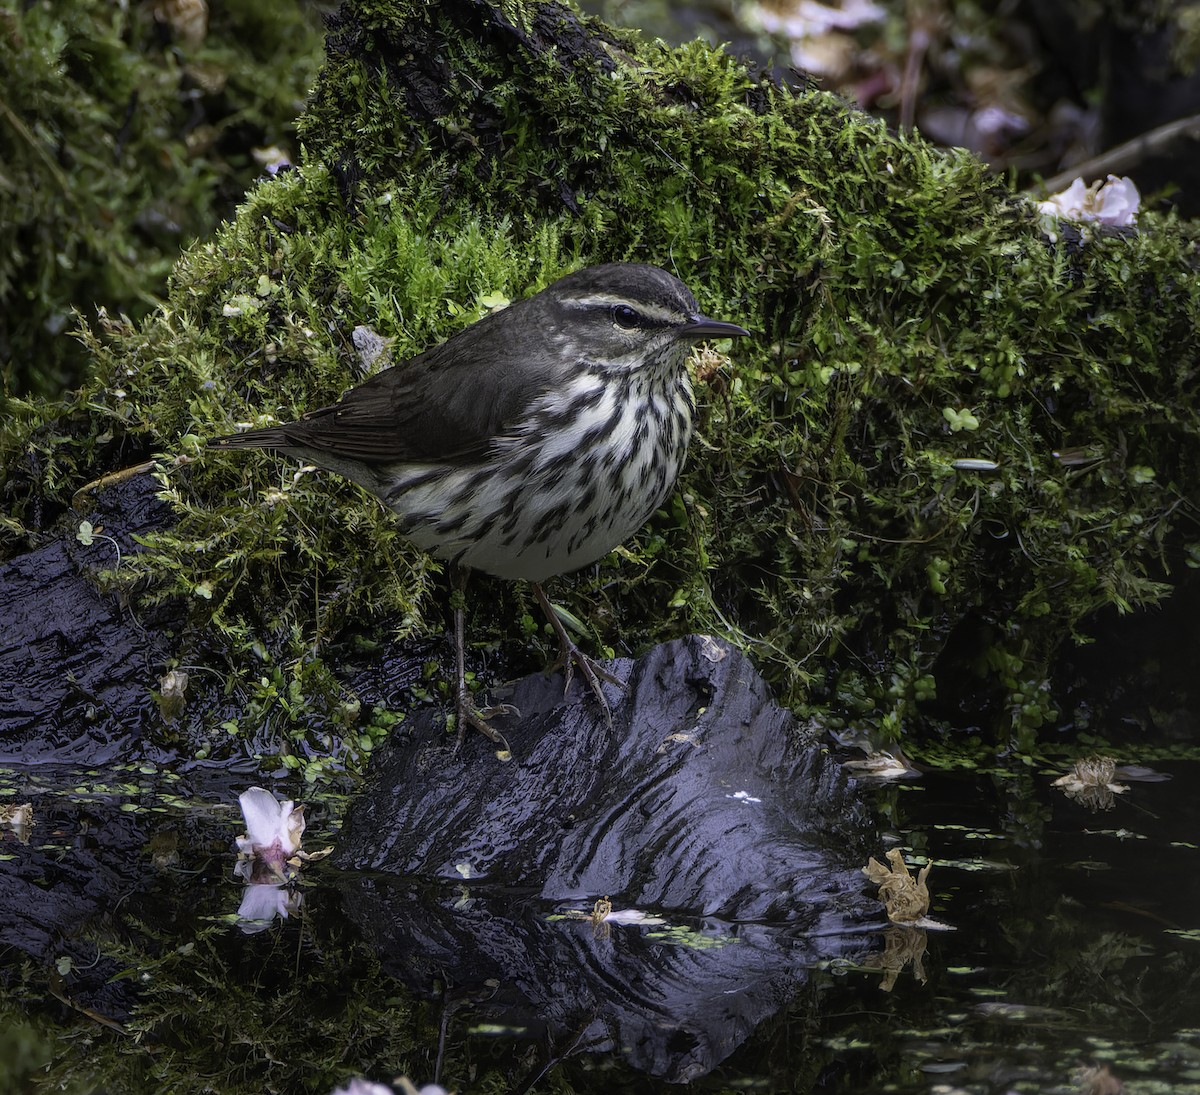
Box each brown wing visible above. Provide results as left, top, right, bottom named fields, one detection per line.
left=225, top=299, right=562, bottom=465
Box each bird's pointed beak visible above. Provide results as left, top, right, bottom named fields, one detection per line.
left=679, top=315, right=752, bottom=341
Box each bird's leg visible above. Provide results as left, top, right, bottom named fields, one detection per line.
left=531, top=582, right=625, bottom=724
left=449, top=565, right=516, bottom=751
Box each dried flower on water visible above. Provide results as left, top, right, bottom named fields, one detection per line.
left=1053, top=756, right=1128, bottom=812
left=863, top=847, right=932, bottom=924
left=1, top=803, right=33, bottom=843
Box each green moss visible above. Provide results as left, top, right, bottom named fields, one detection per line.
left=0, top=0, right=325, bottom=395
left=0, top=917, right=427, bottom=1094
left=5, top=0, right=1200, bottom=766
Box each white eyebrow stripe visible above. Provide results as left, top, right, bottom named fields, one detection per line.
left=563, top=295, right=683, bottom=323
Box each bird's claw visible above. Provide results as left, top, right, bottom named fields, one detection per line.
left=477, top=701, right=520, bottom=720
left=531, top=582, right=625, bottom=726
left=454, top=692, right=517, bottom=754
left=547, top=641, right=625, bottom=727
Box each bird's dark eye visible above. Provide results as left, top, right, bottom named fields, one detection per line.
left=612, top=304, right=641, bottom=329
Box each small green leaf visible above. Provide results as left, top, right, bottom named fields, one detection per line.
left=479, top=291, right=510, bottom=310
left=943, top=406, right=980, bottom=432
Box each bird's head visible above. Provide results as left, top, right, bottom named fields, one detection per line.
left=536, top=263, right=750, bottom=375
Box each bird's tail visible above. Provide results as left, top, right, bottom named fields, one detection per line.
left=208, top=426, right=292, bottom=451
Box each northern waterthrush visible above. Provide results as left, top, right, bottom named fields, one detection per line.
left=210, top=263, right=750, bottom=747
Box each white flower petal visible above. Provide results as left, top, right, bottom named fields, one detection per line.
left=237, top=787, right=306, bottom=856
left=239, top=787, right=286, bottom=846
left=1094, top=174, right=1140, bottom=226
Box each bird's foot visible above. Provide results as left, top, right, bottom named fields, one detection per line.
left=454, top=689, right=518, bottom=754
left=546, top=640, right=625, bottom=725
left=449, top=565, right=517, bottom=755
left=532, top=583, right=625, bottom=726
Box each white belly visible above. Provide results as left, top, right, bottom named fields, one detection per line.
left=381, top=372, right=694, bottom=582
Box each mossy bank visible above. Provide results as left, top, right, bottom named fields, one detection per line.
left=4, top=0, right=1200, bottom=773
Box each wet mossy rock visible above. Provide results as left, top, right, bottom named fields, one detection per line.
left=3, top=0, right=1200, bottom=764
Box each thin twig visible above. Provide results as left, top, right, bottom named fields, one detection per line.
left=1031, top=112, right=1200, bottom=194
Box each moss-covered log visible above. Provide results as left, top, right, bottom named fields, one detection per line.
left=3, top=0, right=1199, bottom=768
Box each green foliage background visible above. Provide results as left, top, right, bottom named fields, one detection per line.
left=0, top=0, right=326, bottom=395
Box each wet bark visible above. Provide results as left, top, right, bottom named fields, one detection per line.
left=0, top=474, right=183, bottom=762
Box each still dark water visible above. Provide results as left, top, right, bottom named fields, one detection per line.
left=2, top=750, right=1198, bottom=1094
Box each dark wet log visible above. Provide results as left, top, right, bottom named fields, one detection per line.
left=339, top=635, right=870, bottom=914
left=0, top=475, right=183, bottom=763
left=337, top=635, right=873, bottom=1081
